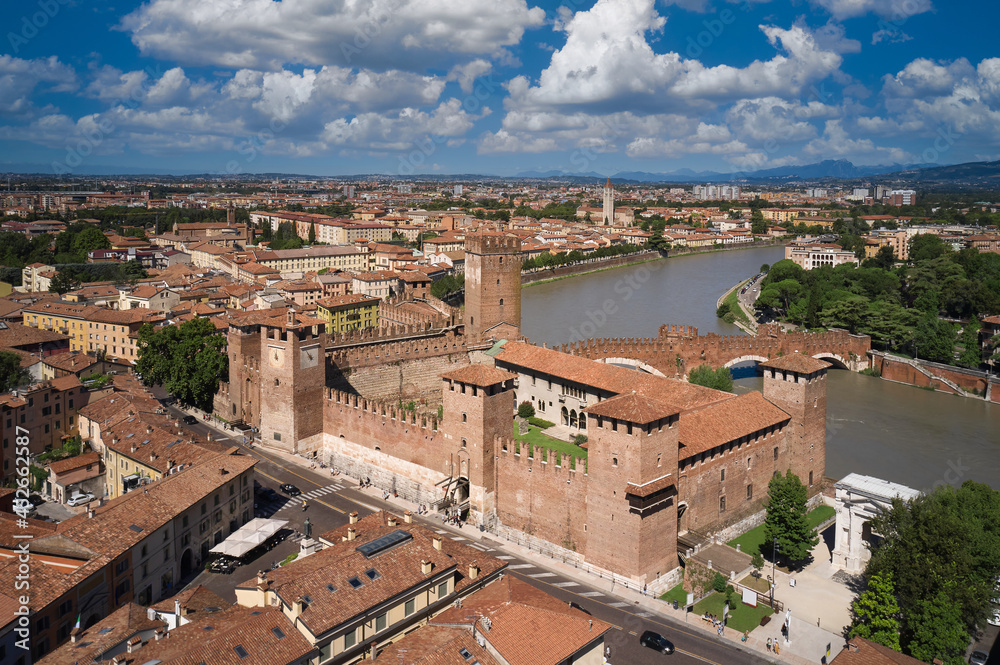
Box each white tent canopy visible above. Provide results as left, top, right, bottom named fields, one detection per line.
left=209, top=518, right=288, bottom=558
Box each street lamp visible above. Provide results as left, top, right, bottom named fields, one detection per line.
left=770, top=541, right=779, bottom=607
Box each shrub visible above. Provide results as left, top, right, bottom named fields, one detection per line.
left=528, top=416, right=555, bottom=429
left=517, top=401, right=536, bottom=419
left=572, top=434, right=588, bottom=447
left=712, top=572, right=727, bottom=593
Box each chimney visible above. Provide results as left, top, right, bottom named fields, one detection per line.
left=126, top=635, right=141, bottom=653
left=347, top=527, right=356, bottom=541
left=421, top=559, right=433, bottom=575
left=432, top=536, right=442, bottom=551
left=112, top=436, right=119, bottom=446
left=174, top=599, right=181, bottom=617
left=146, top=424, right=153, bottom=434
left=87, top=507, right=95, bottom=518
left=219, top=467, right=227, bottom=476
left=70, top=626, right=81, bottom=643
left=256, top=570, right=268, bottom=586
left=293, top=596, right=307, bottom=618
left=468, top=563, right=479, bottom=580
left=131, top=444, right=138, bottom=453
left=349, top=511, right=359, bottom=524
left=404, top=510, right=413, bottom=524
left=98, top=498, right=105, bottom=507
left=387, top=515, right=397, bottom=527
left=154, top=627, right=166, bottom=641
left=589, top=619, right=593, bottom=632
left=150, top=453, right=157, bottom=462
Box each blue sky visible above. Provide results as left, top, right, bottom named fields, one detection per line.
left=1, top=0, right=999, bottom=177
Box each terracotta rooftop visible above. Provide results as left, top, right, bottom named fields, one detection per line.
left=430, top=575, right=612, bottom=665
left=0, top=322, right=68, bottom=348
left=35, top=602, right=165, bottom=665
left=41, top=351, right=99, bottom=373
left=317, top=294, right=381, bottom=309
left=368, top=625, right=502, bottom=665
left=678, top=391, right=790, bottom=458
left=495, top=342, right=732, bottom=412
left=829, top=638, right=926, bottom=665
left=441, top=365, right=518, bottom=387
left=585, top=392, right=680, bottom=424
left=760, top=353, right=831, bottom=374
left=48, top=452, right=101, bottom=475
left=150, top=584, right=229, bottom=617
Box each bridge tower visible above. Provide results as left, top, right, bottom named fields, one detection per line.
left=760, top=354, right=830, bottom=496
left=464, top=232, right=521, bottom=341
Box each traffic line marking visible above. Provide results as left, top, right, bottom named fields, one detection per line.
left=552, top=582, right=579, bottom=587
left=508, top=564, right=534, bottom=569
left=579, top=591, right=604, bottom=597
left=528, top=572, right=556, bottom=578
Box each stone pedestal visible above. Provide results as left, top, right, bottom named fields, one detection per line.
left=299, top=537, right=322, bottom=558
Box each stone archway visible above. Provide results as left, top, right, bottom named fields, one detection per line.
left=597, top=357, right=667, bottom=377
left=812, top=353, right=850, bottom=370
left=561, top=406, right=569, bottom=426
left=832, top=474, right=919, bottom=573
left=722, top=354, right=770, bottom=369
left=180, top=548, right=194, bottom=578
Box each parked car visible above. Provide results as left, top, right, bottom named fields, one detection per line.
left=67, top=493, right=95, bottom=507
left=279, top=484, right=301, bottom=496
left=988, top=611, right=1000, bottom=627
left=27, top=494, right=45, bottom=506
left=969, top=650, right=989, bottom=665
left=182, top=415, right=197, bottom=425
left=257, top=488, right=279, bottom=503
left=639, top=630, right=675, bottom=655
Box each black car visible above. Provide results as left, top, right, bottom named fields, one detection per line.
left=640, top=631, right=675, bottom=654
left=182, top=415, right=197, bottom=425
left=27, top=494, right=45, bottom=506
left=280, top=483, right=301, bottom=496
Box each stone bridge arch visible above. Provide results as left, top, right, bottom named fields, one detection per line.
left=597, top=357, right=667, bottom=377
left=722, top=354, right=770, bottom=369
left=812, top=353, right=850, bottom=370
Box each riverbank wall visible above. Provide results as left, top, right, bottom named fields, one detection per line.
left=869, top=351, right=999, bottom=402
left=521, top=250, right=663, bottom=286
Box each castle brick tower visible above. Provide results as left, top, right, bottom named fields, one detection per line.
left=257, top=310, right=328, bottom=453
left=602, top=177, right=614, bottom=225
left=464, top=232, right=521, bottom=341
left=440, top=365, right=517, bottom=518
left=761, top=354, right=829, bottom=496
left=584, top=393, right=680, bottom=583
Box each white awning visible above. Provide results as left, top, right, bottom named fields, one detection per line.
left=209, top=518, right=288, bottom=558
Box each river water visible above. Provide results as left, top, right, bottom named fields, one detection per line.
left=521, top=246, right=1000, bottom=491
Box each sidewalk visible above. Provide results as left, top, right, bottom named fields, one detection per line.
left=183, top=406, right=841, bottom=664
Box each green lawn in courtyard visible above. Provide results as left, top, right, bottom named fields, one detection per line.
left=512, top=422, right=588, bottom=460
left=693, top=592, right=775, bottom=633
left=727, top=506, right=836, bottom=556
left=661, top=582, right=689, bottom=605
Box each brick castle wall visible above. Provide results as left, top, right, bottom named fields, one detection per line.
left=872, top=354, right=990, bottom=395
left=330, top=352, right=472, bottom=403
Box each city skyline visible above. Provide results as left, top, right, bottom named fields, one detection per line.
left=1, top=0, right=999, bottom=176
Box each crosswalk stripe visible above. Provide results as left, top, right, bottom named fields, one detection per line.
left=508, top=564, right=534, bottom=569
left=529, top=572, right=556, bottom=578
left=435, top=530, right=448, bottom=534
left=469, top=543, right=489, bottom=551
left=579, top=591, right=604, bottom=597
left=552, top=582, right=579, bottom=587
left=496, top=556, right=514, bottom=560
left=609, top=602, right=630, bottom=607
left=450, top=536, right=467, bottom=541
left=638, top=612, right=654, bottom=617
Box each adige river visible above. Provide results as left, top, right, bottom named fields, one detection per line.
left=520, top=246, right=1000, bottom=492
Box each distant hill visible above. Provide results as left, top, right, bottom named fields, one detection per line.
left=880, top=160, right=1000, bottom=185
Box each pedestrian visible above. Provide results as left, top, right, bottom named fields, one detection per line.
left=774, top=643, right=780, bottom=655
left=302, top=500, right=308, bottom=511
left=643, top=584, right=647, bottom=596
left=767, top=638, right=772, bottom=652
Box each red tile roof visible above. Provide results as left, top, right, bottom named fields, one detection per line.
left=829, top=638, right=926, bottom=665
left=760, top=353, right=831, bottom=374
left=585, top=392, right=680, bottom=424
left=441, top=365, right=518, bottom=387
left=678, top=392, right=790, bottom=458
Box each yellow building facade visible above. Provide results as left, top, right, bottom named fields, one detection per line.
left=316, top=294, right=380, bottom=334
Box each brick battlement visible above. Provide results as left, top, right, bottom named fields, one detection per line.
left=325, top=387, right=440, bottom=433
left=495, top=436, right=587, bottom=474
left=329, top=330, right=471, bottom=370
left=558, top=323, right=870, bottom=376
left=465, top=232, right=520, bottom=255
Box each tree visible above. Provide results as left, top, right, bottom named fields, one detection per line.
left=49, top=270, right=81, bottom=295
left=760, top=263, right=770, bottom=274
left=909, top=234, right=949, bottom=262
left=866, top=245, right=896, bottom=270
left=135, top=317, right=228, bottom=410
left=912, top=314, right=956, bottom=363
left=308, top=221, right=316, bottom=244
left=958, top=316, right=982, bottom=367
left=751, top=209, right=767, bottom=235
left=750, top=552, right=765, bottom=579
left=687, top=364, right=734, bottom=392
left=906, top=587, right=970, bottom=665
left=517, top=401, right=535, bottom=419
left=762, top=471, right=819, bottom=566
left=0, top=351, right=29, bottom=392
left=849, top=572, right=902, bottom=651
left=70, top=226, right=112, bottom=260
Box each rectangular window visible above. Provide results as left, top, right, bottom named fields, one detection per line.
left=438, top=581, right=448, bottom=597
left=719, top=496, right=726, bottom=513
left=404, top=598, right=416, bottom=616
left=720, top=468, right=725, bottom=482
left=773, top=447, right=778, bottom=460
left=375, top=613, right=387, bottom=631
left=747, top=484, right=753, bottom=500
left=344, top=628, right=357, bottom=649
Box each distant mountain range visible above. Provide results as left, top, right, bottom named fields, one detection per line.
left=516, top=159, right=939, bottom=183
left=5, top=159, right=1000, bottom=188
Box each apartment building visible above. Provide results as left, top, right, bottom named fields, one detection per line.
left=316, top=294, right=380, bottom=334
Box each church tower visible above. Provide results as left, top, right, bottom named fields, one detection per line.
left=464, top=232, right=521, bottom=341
left=602, top=177, right=614, bottom=225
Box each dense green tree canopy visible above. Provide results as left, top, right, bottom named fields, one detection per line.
left=0, top=351, right=30, bottom=393
left=135, top=317, right=229, bottom=410
left=762, top=470, right=819, bottom=566
left=686, top=364, right=734, bottom=392
left=849, top=572, right=901, bottom=651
